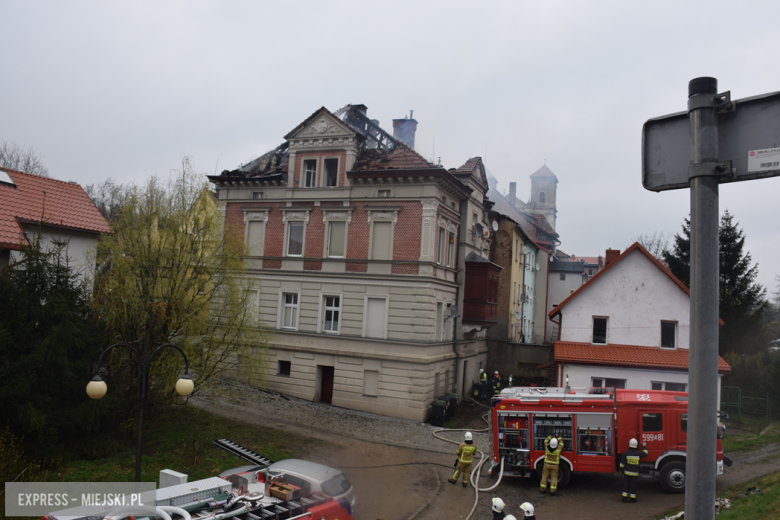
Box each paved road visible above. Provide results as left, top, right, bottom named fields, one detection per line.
left=198, top=398, right=780, bottom=520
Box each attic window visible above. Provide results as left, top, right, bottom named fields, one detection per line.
left=378, top=189, right=390, bottom=198
left=252, top=192, right=263, bottom=200
left=303, top=159, right=317, bottom=188
left=661, top=321, right=677, bottom=349
left=593, top=317, right=608, bottom=344
left=0, top=170, right=16, bottom=186
left=442, top=196, right=447, bottom=205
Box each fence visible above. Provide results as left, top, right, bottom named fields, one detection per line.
left=721, top=386, right=777, bottom=423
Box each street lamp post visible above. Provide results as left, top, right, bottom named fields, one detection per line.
left=86, top=336, right=194, bottom=482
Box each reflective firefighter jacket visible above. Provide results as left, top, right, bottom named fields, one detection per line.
left=480, top=372, right=488, bottom=384
left=620, top=446, right=649, bottom=477
left=492, top=375, right=501, bottom=391
left=543, top=436, right=563, bottom=465
left=456, top=441, right=477, bottom=463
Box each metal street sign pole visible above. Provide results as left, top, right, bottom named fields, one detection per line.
left=644, top=77, right=780, bottom=519
left=685, top=77, right=721, bottom=520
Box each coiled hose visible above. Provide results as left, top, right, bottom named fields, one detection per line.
left=431, top=396, right=505, bottom=520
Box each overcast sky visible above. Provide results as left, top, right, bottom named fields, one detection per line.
left=2, top=1, right=778, bottom=292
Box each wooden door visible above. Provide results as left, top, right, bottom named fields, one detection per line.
left=320, top=366, right=334, bottom=404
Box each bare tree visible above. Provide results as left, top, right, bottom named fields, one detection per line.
left=0, top=140, right=49, bottom=177
left=83, top=178, right=130, bottom=221
left=631, top=231, right=671, bottom=260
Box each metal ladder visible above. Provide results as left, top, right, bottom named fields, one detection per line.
left=212, top=438, right=274, bottom=467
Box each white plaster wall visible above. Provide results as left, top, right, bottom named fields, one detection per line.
left=562, top=363, right=721, bottom=409
left=559, top=250, right=690, bottom=349
left=10, top=226, right=98, bottom=276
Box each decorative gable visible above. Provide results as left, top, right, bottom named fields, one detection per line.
left=285, top=108, right=357, bottom=147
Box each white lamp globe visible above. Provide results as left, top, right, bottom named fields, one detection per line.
left=86, top=376, right=108, bottom=399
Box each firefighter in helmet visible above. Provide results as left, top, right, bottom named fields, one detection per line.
left=491, top=497, right=506, bottom=519
left=491, top=371, right=502, bottom=396
left=620, top=438, right=648, bottom=502
left=539, top=435, right=563, bottom=495
left=519, top=502, right=536, bottom=519
left=479, top=369, right=488, bottom=400
left=449, top=431, right=477, bottom=487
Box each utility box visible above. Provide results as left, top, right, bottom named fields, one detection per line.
left=159, top=469, right=188, bottom=488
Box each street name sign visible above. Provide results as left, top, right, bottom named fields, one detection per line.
left=642, top=91, right=780, bottom=191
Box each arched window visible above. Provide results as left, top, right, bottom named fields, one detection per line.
left=539, top=192, right=546, bottom=203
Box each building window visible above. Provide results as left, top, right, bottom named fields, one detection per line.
left=592, top=377, right=625, bottom=389
left=286, top=221, right=304, bottom=256
left=322, top=295, right=341, bottom=333
left=540, top=192, right=546, bottom=203
left=327, top=221, right=346, bottom=258
left=447, top=232, right=455, bottom=267
left=560, top=273, right=566, bottom=280
left=437, top=228, right=445, bottom=264
left=515, top=239, right=519, bottom=262
left=303, top=159, right=317, bottom=188
left=446, top=304, right=453, bottom=340
left=363, top=370, right=379, bottom=396
left=661, top=321, right=677, bottom=349
left=471, top=213, right=478, bottom=245
left=652, top=382, right=687, bottom=392
left=451, top=202, right=457, bottom=210
left=588, top=268, right=593, bottom=275
left=593, top=317, right=608, bottom=344
left=323, top=158, right=338, bottom=187
left=281, top=292, right=299, bottom=330
left=513, top=281, right=517, bottom=304
left=370, top=221, right=393, bottom=260
left=245, top=220, right=265, bottom=256
left=252, top=192, right=263, bottom=200
left=435, top=302, right=444, bottom=341
left=442, top=196, right=447, bottom=205
left=278, top=360, right=291, bottom=376
left=378, top=189, right=391, bottom=198
left=364, top=297, right=387, bottom=339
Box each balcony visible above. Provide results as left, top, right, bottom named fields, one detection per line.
left=463, top=252, right=502, bottom=325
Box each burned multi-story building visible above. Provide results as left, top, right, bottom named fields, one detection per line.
left=209, top=105, right=500, bottom=421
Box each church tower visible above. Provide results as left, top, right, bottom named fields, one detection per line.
left=528, top=164, right=558, bottom=231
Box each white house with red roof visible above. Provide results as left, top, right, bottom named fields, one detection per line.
left=0, top=167, right=111, bottom=272
left=548, top=243, right=730, bottom=406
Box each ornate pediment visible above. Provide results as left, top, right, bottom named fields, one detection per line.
left=286, top=109, right=356, bottom=141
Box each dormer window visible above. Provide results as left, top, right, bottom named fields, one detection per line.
left=303, top=159, right=317, bottom=188
left=324, top=158, right=338, bottom=187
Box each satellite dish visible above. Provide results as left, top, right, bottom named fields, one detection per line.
left=475, top=223, right=484, bottom=236
left=450, top=305, right=460, bottom=318
left=536, top=263, right=541, bottom=271
left=514, top=307, right=522, bottom=320
left=491, top=220, right=499, bottom=232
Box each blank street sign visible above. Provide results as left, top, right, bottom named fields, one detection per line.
left=642, top=91, right=780, bottom=192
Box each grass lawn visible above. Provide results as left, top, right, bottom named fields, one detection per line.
left=722, top=425, right=780, bottom=453
left=652, top=469, right=780, bottom=520
left=58, top=405, right=324, bottom=483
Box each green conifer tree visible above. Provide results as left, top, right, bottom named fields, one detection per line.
left=663, top=210, right=768, bottom=355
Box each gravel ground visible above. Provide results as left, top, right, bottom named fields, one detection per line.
left=198, top=378, right=491, bottom=455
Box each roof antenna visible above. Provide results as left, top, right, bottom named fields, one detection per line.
left=214, top=158, right=219, bottom=175
left=432, top=137, right=435, bottom=164
left=544, top=154, right=547, bottom=165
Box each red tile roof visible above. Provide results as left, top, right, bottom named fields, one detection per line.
left=555, top=341, right=731, bottom=373
left=0, top=168, right=111, bottom=249
left=531, top=213, right=556, bottom=236
left=452, top=157, right=481, bottom=174
left=352, top=140, right=436, bottom=171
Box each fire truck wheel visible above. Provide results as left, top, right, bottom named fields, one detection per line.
left=659, top=461, right=686, bottom=494
left=536, top=463, right=570, bottom=489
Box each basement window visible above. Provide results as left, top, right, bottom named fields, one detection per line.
left=278, top=360, right=291, bottom=376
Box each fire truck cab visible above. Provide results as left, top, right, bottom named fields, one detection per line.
left=488, top=386, right=727, bottom=494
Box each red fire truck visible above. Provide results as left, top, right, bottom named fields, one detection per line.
left=487, top=386, right=731, bottom=493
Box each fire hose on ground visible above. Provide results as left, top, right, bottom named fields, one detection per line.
left=431, top=395, right=505, bottom=520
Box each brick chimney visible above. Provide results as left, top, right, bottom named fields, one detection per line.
left=392, top=111, right=418, bottom=149
left=509, top=182, right=517, bottom=202
left=605, top=249, right=620, bottom=266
